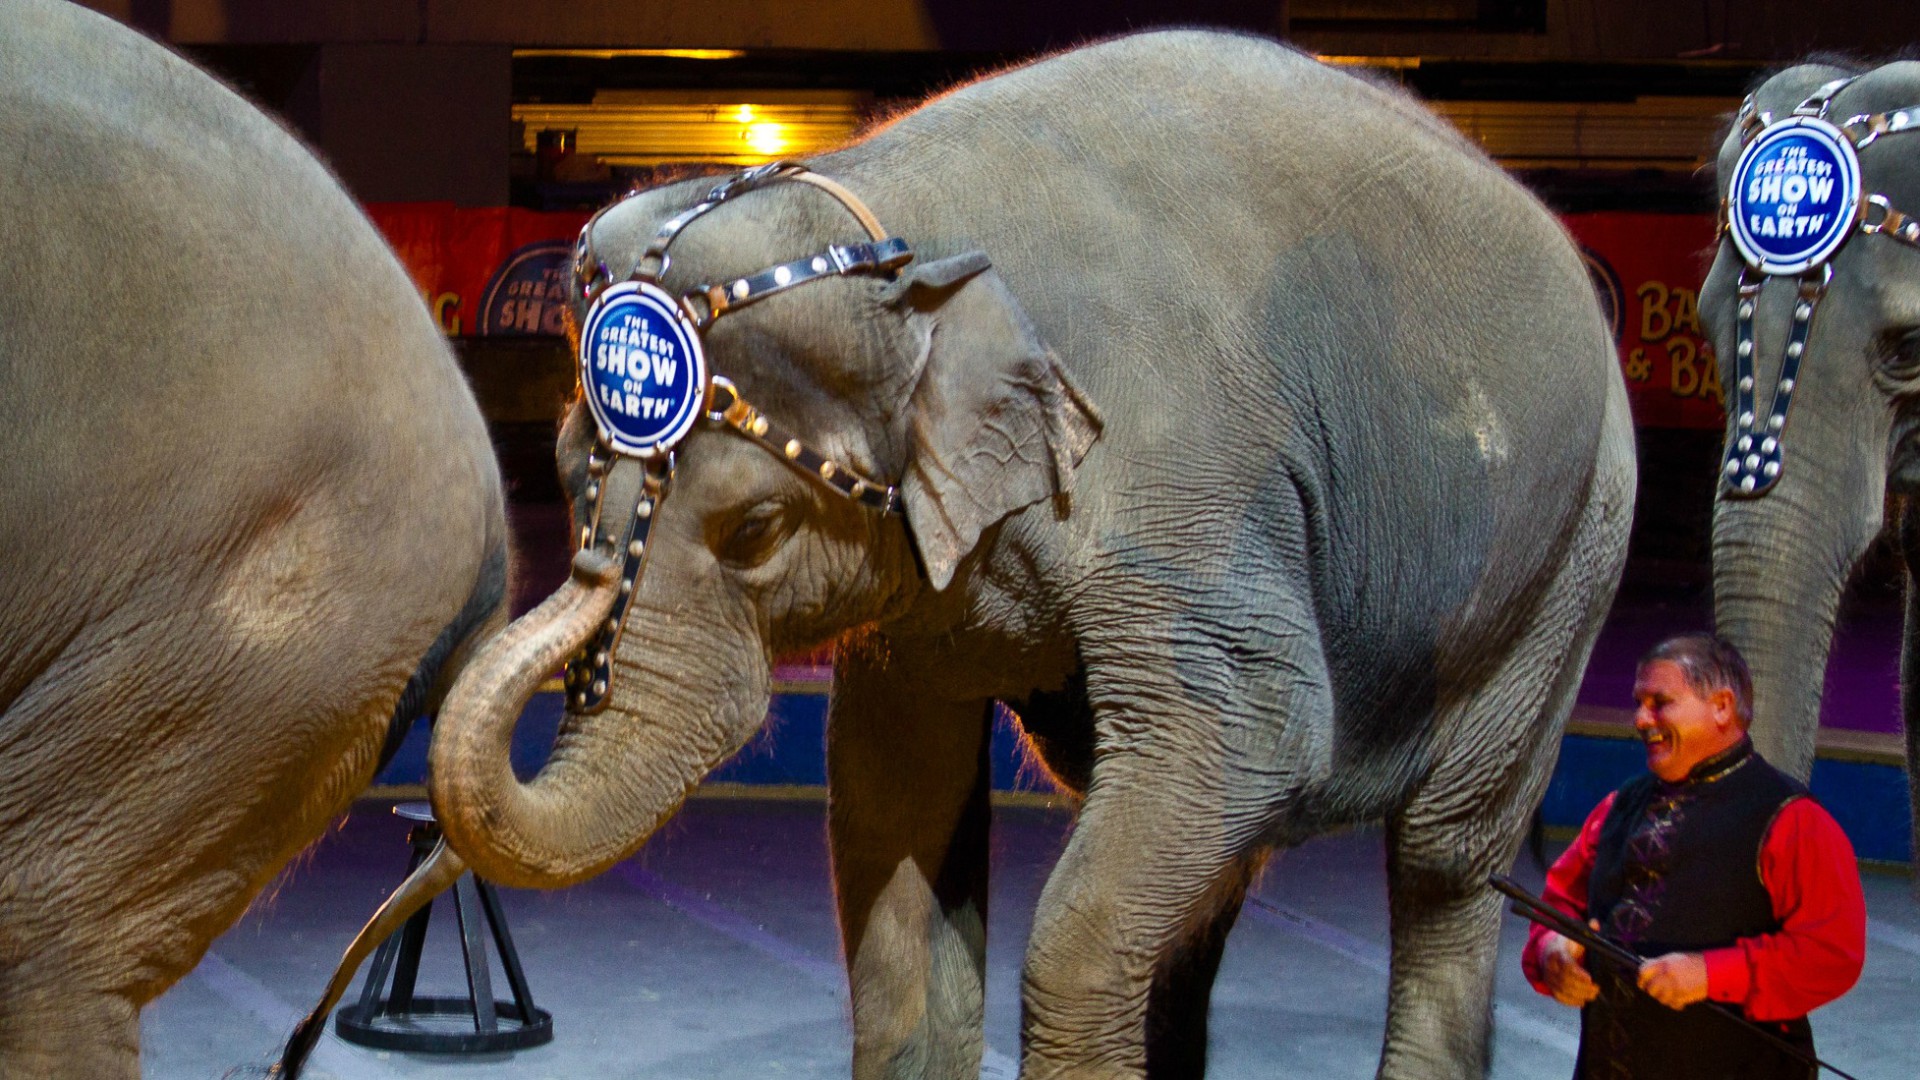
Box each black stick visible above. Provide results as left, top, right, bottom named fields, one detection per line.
left=1489, top=874, right=1862, bottom=1080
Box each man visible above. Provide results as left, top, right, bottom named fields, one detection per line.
left=1521, top=634, right=1866, bottom=1079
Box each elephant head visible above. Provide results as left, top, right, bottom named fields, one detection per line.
left=425, top=165, right=1099, bottom=889
left=1704, top=62, right=1920, bottom=801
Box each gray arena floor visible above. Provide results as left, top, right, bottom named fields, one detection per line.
left=145, top=794, right=1918, bottom=1080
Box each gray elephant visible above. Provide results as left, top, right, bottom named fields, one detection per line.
left=422, top=31, right=1634, bottom=1078
left=0, top=2, right=508, bottom=1076
left=1703, top=59, right=1920, bottom=856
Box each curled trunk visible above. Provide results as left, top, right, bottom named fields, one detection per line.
left=427, top=548, right=621, bottom=887
left=429, top=544, right=774, bottom=891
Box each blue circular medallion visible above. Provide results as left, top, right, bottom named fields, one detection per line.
left=1727, top=116, right=1862, bottom=275
left=577, top=281, right=709, bottom=457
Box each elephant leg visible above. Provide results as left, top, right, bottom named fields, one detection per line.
left=1378, top=818, right=1514, bottom=1080
left=1144, top=859, right=1256, bottom=1079
left=1019, top=760, right=1276, bottom=1080
left=0, top=605, right=436, bottom=1076
left=828, top=649, right=993, bottom=1080
left=1380, top=669, right=1580, bottom=1079
left=0, top=985, right=139, bottom=1080
left=1021, top=635, right=1333, bottom=1080
left=1379, top=561, right=1614, bottom=1077
left=0, top=692, right=390, bottom=1080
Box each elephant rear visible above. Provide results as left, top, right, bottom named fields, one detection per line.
left=0, top=2, right=508, bottom=1074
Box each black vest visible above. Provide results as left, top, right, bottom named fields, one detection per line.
left=1575, top=741, right=1815, bottom=1080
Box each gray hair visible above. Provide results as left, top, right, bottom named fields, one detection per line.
left=1639, top=634, right=1754, bottom=729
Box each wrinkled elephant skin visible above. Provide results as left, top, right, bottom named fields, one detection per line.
left=0, top=3, right=509, bottom=1076
left=432, top=32, right=1635, bottom=1079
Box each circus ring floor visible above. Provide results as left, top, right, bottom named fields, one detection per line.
left=137, top=504, right=1918, bottom=1078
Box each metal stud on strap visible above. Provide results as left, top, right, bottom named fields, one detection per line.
left=690, top=238, right=913, bottom=328
left=1723, top=267, right=1828, bottom=498
left=563, top=452, right=672, bottom=713
left=706, top=377, right=901, bottom=514
left=1843, top=105, right=1920, bottom=151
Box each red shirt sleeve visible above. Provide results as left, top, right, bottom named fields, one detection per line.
left=1522, top=792, right=1614, bottom=995
left=1699, top=797, right=1867, bottom=1021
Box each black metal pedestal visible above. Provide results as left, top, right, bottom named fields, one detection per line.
left=333, top=803, right=553, bottom=1053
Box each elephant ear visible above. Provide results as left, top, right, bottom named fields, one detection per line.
left=885, top=252, right=1102, bottom=591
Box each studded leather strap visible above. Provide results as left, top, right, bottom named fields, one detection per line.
left=688, top=238, right=912, bottom=328
left=562, top=452, right=671, bottom=713
left=1723, top=269, right=1825, bottom=497
left=706, top=377, right=900, bottom=513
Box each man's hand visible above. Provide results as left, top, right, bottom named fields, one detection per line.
left=1539, top=930, right=1598, bottom=1007
left=1638, top=952, right=1709, bottom=1010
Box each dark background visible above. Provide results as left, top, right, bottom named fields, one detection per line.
left=74, top=0, right=1920, bottom=596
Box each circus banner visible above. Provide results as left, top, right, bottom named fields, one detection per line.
left=366, top=202, right=591, bottom=340
left=368, top=203, right=1727, bottom=429
left=1563, top=212, right=1722, bottom=430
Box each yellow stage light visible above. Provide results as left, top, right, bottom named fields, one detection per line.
left=513, top=49, right=748, bottom=61
left=513, top=91, right=869, bottom=168
left=744, top=121, right=788, bottom=156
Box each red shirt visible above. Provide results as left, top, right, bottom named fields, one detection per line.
left=1520, top=791, right=1867, bottom=1021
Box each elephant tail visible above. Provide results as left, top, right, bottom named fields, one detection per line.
left=373, top=538, right=511, bottom=775
left=271, top=840, right=467, bottom=1078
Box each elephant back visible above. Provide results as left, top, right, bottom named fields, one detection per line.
left=822, top=30, right=1626, bottom=646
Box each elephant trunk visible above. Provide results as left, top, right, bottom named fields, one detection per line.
left=1712, top=453, right=1882, bottom=780
left=426, top=548, right=620, bottom=887
left=1899, top=503, right=1920, bottom=892
left=429, top=546, right=773, bottom=891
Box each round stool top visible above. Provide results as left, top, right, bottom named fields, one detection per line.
left=393, top=801, right=438, bottom=823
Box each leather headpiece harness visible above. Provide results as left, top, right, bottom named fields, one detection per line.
left=1719, top=76, right=1920, bottom=497
left=562, top=162, right=914, bottom=712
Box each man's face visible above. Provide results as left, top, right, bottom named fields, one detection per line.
left=1632, top=660, right=1743, bottom=782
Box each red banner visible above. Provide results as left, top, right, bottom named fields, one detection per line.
left=1564, top=212, right=1723, bottom=429
left=368, top=204, right=1728, bottom=429
left=367, top=203, right=591, bottom=340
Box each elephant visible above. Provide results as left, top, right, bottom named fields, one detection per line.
left=1703, top=59, right=1920, bottom=859
left=0, top=2, right=509, bottom=1076
left=420, top=30, right=1635, bottom=1079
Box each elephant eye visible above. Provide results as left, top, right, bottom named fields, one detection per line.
left=1875, top=326, right=1920, bottom=387
left=716, top=499, right=799, bottom=568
